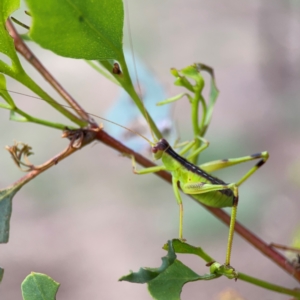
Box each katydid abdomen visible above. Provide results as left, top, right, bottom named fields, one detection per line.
left=183, top=185, right=234, bottom=208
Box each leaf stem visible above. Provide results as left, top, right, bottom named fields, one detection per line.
left=190, top=90, right=200, bottom=164
left=190, top=86, right=207, bottom=164
left=6, top=20, right=95, bottom=127
left=12, top=106, right=73, bottom=130
left=238, top=272, right=300, bottom=298
left=99, top=53, right=162, bottom=140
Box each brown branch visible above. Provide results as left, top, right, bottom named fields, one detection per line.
left=6, top=19, right=96, bottom=126
left=95, top=129, right=300, bottom=283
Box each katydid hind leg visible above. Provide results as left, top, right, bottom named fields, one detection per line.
left=183, top=151, right=269, bottom=267
left=172, top=176, right=184, bottom=240
left=199, top=151, right=269, bottom=186
left=226, top=191, right=238, bottom=266
left=182, top=180, right=239, bottom=266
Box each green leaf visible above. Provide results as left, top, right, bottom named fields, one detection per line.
left=163, top=239, right=214, bottom=263
left=0, top=0, right=24, bottom=74
left=173, top=74, right=194, bottom=92
left=26, top=0, right=124, bottom=60
left=165, top=240, right=238, bottom=279
left=195, top=64, right=219, bottom=127
left=120, top=240, right=219, bottom=300
left=0, top=150, right=35, bottom=243
left=148, top=259, right=216, bottom=300
left=0, top=267, right=4, bottom=282
left=156, top=93, right=188, bottom=106
left=0, top=185, right=22, bottom=243
left=21, top=272, right=60, bottom=300
left=1, top=0, right=19, bottom=20
left=181, top=65, right=205, bottom=91
left=0, top=0, right=20, bottom=59
left=119, top=240, right=177, bottom=283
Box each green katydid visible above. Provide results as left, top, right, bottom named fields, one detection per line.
left=127, top=132, right=269, bottom=270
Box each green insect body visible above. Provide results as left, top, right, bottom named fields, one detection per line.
left=161, top=148, right=234, bottom=208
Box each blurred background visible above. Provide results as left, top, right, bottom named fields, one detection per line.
left=1, top=0, right=300, bottom=299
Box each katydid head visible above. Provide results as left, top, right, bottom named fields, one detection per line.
left=152, top=138, right=170, bottom=160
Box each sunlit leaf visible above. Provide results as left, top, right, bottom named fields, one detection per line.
left=26, top=0, right=124, bottom=60
left=0, top=0, right=23, bottom=74
left=0, top=0, right=19, bottom=58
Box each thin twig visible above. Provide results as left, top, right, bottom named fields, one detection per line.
left=95, top=129, right=300, bottom=283
left=6, top=19, right=96, bottom=126
left=12, top=128, right=98, bottom=187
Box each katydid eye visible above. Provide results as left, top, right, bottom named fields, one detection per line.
left=152, top=146, right=159, bottom=153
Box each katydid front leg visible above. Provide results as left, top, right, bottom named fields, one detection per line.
left=130, top=137, right=209, bottom=241
left=130, top=155, right=185, bottom=239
